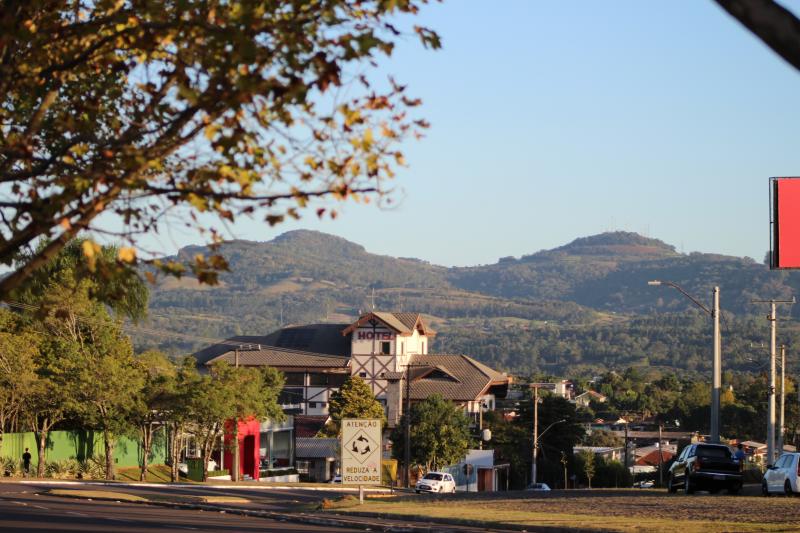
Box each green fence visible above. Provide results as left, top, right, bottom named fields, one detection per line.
left=0, top=429, right=167, bottom=468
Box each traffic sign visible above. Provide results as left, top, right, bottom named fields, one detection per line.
left=341, top=419, right=382, bottom=485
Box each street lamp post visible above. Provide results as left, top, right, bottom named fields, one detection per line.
left=648, top=280, right=721, bottom=443
left=752, top=298, right=794, bottom=465
left=533, top=418, right=566, bottom=485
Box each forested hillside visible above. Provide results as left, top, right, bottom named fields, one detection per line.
left=136, top=230, right=800, bottom=377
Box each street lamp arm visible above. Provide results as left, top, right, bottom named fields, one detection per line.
left=538, top=419, right=567, bottom=442
left=648, top=280, right=711, bottom=316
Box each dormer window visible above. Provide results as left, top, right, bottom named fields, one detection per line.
left=381, top=341, right=391, bottom=355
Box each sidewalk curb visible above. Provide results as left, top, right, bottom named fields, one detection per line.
left=19, top=479, right=391, bottom=493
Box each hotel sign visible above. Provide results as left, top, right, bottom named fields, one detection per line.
left=341, top=418, right=382, bottom=485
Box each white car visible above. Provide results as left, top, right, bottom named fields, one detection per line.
left=762, top=452, right=800, bottom=495
left=415, top=472, right=456, bottom=494
left=525, top=483, right=551, bottom=491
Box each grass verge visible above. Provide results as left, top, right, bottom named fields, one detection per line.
left=327, top=498, right=791, bottom=532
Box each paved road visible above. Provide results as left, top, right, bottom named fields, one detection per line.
left=0, top=484, right=360, bottom=532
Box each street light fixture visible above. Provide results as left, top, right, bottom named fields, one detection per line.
left=648, top=280, right=721, bottom=443
left=532, top=416, right=566, bottom=486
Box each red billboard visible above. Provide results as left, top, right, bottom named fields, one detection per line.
left=771, top=177, right=800, bottom=269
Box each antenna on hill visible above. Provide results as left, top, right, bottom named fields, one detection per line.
left=279, top=296, right=284, bottom=328
left=371, top=287, right=376, bottom=311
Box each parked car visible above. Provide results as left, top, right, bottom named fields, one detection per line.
left=415, top=472, right=456, bottom=493
left=329, top=474, right=342, bottom=484
left=762, top=452, right=800, bottom=496
left=525, top=482, right=551, bottom=492
left=667, top=443, right=743, bottom=495
left=634, top=480, right=655, bottom=489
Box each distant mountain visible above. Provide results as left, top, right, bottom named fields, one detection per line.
left=139, top=230, right=800, bottom=376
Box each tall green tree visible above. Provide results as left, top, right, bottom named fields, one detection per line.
left=390, top=394, right=471, bottom=472
left=131, top=350, right=177, bottom=481
left=325, top=375, right=385, bottom=436
left=0, top=0, right=439, bottom=298
left=188, top=361, right=285, bottom=480
left=0, top=317, right=39, bottom=452
left=579, top=450, right=595, bottom=489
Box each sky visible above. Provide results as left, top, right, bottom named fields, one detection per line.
left=144, top=1, right=800, bottom=267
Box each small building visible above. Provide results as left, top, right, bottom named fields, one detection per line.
left=295, top=438, right=338, bottom=482
left=573, top=446, right=625, bottom=462
left=574, top=390, right=607, bottom=408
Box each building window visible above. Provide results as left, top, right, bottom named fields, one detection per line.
left=309, top=373, right=329, bottom=386
left=296, top=460, right=310, bottom=474
left=284, top=372, right=304, bottom=386
left=359, top=372, right=367, bottom=378
left=401, top=342, right=405, bottom=355
left=279, top=388, right=303, bottom=405
left=328, top=374, right=348, bottom=387
left=381, top=341, right=391, bottom=355
left=309, top=402, right=317, bottom=408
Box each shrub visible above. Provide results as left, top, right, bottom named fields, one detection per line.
left=45, top=459, right=80, bottom=479
left=1, top=457, right=20, bottom=477
left=78, top=456, right=106, bottom=480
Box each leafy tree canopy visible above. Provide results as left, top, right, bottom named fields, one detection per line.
left=390, top=393, right=471, bottom=471
left=0, top=0, right=440, bottom=298
left=325, top=375, right=385, bottom=435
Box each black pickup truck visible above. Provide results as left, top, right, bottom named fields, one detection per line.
left=667, top=443, right=743, bottom=494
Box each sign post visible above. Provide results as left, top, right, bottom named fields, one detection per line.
left=341, top=419, right=382, bottom=502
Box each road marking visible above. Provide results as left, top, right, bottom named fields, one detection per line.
left=11, top=501, right=27, bottom=506
left=30, top=504, right=49, bottom=510
left=173, top=526, right=198, bottom=530
left=67, top=511, right=88, bottom=517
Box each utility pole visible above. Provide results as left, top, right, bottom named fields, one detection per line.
left=711, top=287, right=721, bottom=443
left=753, top=297, right=794, bottom=465
left=532, top=386, right=539, bottom=485
left=479, top=403, right=484, bottom=450
left=658, top=424, right=664, bottom=488
left=624, top=422, right=629, bottom=472
left=233, top=347, right=240, bottom=482
left=648, top=281, right=722, bottom=443
left=404, top=365, right=411, bottom=488
left=779, top=345, right=786, bottom=454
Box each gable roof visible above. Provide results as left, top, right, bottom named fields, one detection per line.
left=207, top=346, right=349, bottom=369
left=191, top=323, right=351, bottom=366
left=405, top=353, right=510, bottom=402
left=341, top=312, right=436, bottom=337
left=576, top=390, right=607, bottom=401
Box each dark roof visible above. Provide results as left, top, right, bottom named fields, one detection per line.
left=295, top=438, right=339, bottom=459
left=207, top=346, right=349, bottom=369
left=191, top=323, right=351, bottom=366
left=406, top=354, right=510, bottom=402
left=294, top=415, right=329, bottom=438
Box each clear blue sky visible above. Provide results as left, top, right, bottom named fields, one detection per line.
left=153, top=1, right=800, bottom=266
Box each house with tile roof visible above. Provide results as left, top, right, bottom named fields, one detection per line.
left=201, top=311, right=510, bottom=422
left=196, top=311, right=510, bottom=480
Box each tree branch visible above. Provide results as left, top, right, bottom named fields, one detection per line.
left=714, top=0, right=800, bottom=71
